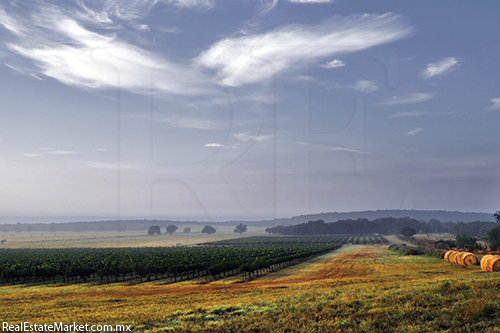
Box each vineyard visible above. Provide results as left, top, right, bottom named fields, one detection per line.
left=0, top=234, right=386, bottom=286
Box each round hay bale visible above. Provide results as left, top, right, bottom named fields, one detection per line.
left=444, top=250, right=454, bottom=261
left=481, top=255, right=500, bottom=272
left=439, top=251, right=447, bottom=259
left=449, top=251, right=460, bottom=264
left=481, top=255, right=493, bottom=271
left=456, top=252, right=466, bottom=265
left=460, top=252, right=478, bottom=266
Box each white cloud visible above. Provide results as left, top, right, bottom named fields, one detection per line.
left=322, top=59, right=345, bottom=68
left=407, top=127, right=423, bottom=136
left=487, top=97, right=500, bottom=112
left=421, top=57, right=459, bottom=79
left=204, top=143, right=239, bottom=148
left=196, top=13, right=413, bottom=87
left=204, top=143, right=225, bottom=148
left=94, top=148, right=107, bottom=151
left=234, top=133, right=273, bottom=142
left=377, top=93, right=434, bottom=106
left=389, top=111, right=456, bottom=118
left=354, top=80, right=378, bottom=93
left=47, top=150, right=79, bottom=155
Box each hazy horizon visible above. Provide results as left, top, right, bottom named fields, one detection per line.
left=1, top=1, right=499, bottom=221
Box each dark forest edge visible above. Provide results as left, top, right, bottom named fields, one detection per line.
left=264, top=217, right=498, bottom=238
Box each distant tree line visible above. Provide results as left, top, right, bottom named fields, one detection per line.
left=265, top=218, right=457, bottom=236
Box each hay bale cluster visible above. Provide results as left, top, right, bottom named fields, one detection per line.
left=443, top=250, right=478, bottom=266
left=480, top=255, right=500, bottom=272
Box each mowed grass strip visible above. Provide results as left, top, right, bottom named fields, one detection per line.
left=2, top=245, right=500, bottom=332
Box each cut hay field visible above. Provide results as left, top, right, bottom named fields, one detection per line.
left=2, top=245, right=500, bottom=332
left=0, top=226, right=262, bottom=248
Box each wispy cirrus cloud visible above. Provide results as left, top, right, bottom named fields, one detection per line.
left=407, top=127, right=423, bottom=136
left=486, top=97, right=500, bottom=112
left=102, top=0, right=214, bottom=21
left=388, top=111, right=457, bottom=118
left=0, top=6, right=25, bottom=35
left=421, top=57, right=459, bottom=79
left=1, top=3, right=211, bottom=96
left=197, top=13, right=413, bottom=87
left=377, top=93, right=434, bottom=106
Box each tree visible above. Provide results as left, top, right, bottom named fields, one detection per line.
left=148, top=225, right=161, bottom=236
left=488, top=226, right=500, bottom=251
left=201, top=225, right=216, bottom=235
left=401, top=227, right=416, bottom=239
left=166, top=225, right=178, bottom=235
left=183, top=227, right=191, bottom=233
left=456, top=235, right=479, bottom=251
left=234, top=223, right=248, bottom=234
left=494, top=211, right=500, bottom=223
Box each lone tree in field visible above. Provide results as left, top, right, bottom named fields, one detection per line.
left=183, top=227, right=191, bottom=233
left=148, top=225, right=161, bottom=236
left=202, top=225, right=216, bottom=235
left=234, top=223, right=248, bottom=234
left=401, top=227, right=416, bottom=239
left=166, top=225, right=178, bottom=235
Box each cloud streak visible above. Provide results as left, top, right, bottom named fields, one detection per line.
left=197, top=13, right=413, bottom=87
left=388, top=111, right=457, bottom=118
left=204, top=143, right=239, bottom=148
left=421, top=57, right=459, bottom=79
left=407, top=127, right=423, bottom=136
left=487, top=97, right=500, bottom=112
left=377, top=93, right=434, bottom=106
left=234, top=133, right=273, bottom=142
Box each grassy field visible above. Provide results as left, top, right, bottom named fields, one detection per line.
left=2, top=244, right=500, bottom=332
left=0, top=226, right=263, bottom=248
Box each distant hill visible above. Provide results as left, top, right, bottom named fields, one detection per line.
left=0, top=210, right=494, bottom=233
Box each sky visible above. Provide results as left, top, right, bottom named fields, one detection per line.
left=0, top=0, right=499, bottom=222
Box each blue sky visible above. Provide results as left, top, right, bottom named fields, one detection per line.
left=0, top=0, right=499, bottom=222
